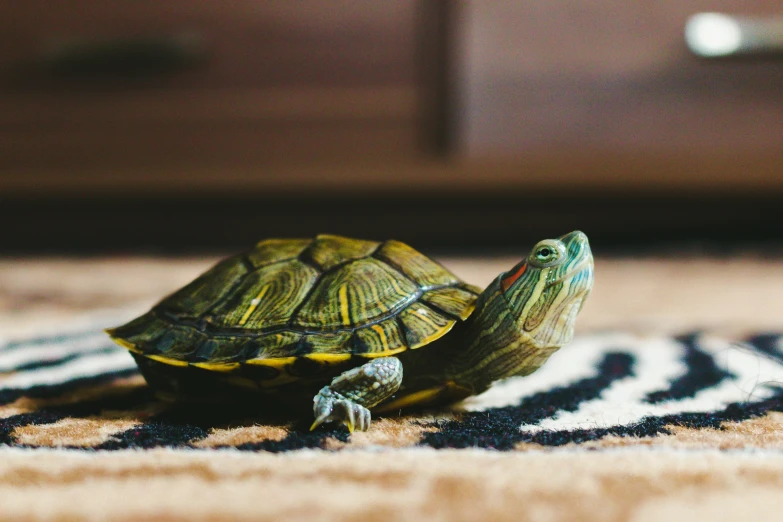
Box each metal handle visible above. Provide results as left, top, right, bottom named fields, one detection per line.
left=685, top=13, right=783, bottom=57
left=38, top=31, right=206, bottom=77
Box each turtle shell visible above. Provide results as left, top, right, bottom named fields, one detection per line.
left=108, top=235, right=481, bottom=385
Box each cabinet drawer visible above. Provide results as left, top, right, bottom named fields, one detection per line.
left=0, top=1, right=417, bottom=89
left=0, top=2, right=421, bottom=171
left=459, top=1, right=783, bottom=156
left=0, top=87, right=418, bottom=169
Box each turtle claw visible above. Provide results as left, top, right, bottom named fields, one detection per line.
left=340, top=402, right=371, bottom=432
left=311, top=388, right=372, bottom=432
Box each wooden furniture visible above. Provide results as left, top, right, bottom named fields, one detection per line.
left=454, top=1, right=783, bottom=190
left=0, top=1, right=781, bottom=252
left=0, top=2, right=424, bottom=181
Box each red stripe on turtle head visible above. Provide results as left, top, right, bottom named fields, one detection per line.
left=501, top=262, right=527, bottom=292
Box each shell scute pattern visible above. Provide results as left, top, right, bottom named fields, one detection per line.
left=243, top=332, right=304, bottom=362
left=375, top=240, right=458, bottom=289
left=293, top=258, right=420, bottom=330
left=398, top=303, right=455, bottom=349
left=302, top=234, right=380, bottom=271
left=193, top=336, right=250, bottom=363
left=299, top=331, right=354, bottom=354
left=157, top=256, right=249, bottom=320
left=422, top=286, right=481, bottom=321
left=205, top=259, right=319, bottom=330
left=108, top=236, right=480, bottom=380
left=354, top=317, right=407, bottom=356
left=247, top=238, right=311, bottom=267
left=153, top=326, right=207, bottom=359
left=107, top=312, right=167, bottom=351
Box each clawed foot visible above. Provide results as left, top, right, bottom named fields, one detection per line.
left=311, top=387, right=372, bottom=432
left=310, top=357, right=403, bottom=432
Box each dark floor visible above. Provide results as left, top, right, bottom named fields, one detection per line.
left=3, top=191, right=781, bottom=256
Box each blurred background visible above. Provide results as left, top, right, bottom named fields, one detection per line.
left=1, top=1, right=782, bottom=255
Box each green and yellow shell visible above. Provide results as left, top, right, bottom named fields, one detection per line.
left=107, top=235, right=481, bottom=388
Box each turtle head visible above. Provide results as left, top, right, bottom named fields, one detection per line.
left=500, top=230, right=594, bottom=348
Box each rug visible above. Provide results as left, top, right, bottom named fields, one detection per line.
left=3, top=324, right=783, bottom=452
left=2, top=257, right=783, bottom=521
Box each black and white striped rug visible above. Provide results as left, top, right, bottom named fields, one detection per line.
left=2, top=315, right=782, bottom=451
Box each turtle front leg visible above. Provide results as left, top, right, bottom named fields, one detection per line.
left=311, top=357, right=403, bottom=432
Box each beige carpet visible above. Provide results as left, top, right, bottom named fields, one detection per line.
left=1, top=255, right=783, bottom=521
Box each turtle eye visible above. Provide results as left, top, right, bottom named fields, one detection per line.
left=536, top=247, right=554, bottom=260
left=528, top=241, right=564, bottom=268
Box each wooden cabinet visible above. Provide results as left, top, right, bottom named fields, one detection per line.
left=0, top=2, right=421, bottom=177
left=0, top=2, right=780, bottom=252
left=2, top=1, right=781, bottom=197
left=453, top=0, right=783, bottom=192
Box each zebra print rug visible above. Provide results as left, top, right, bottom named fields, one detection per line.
left=2, top=314, right=782, bottom=451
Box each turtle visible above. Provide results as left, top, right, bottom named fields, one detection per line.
left=107, top=231, right=594, bottom=432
